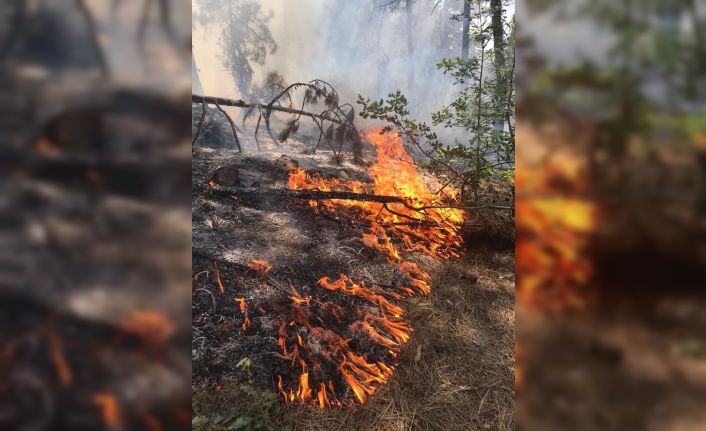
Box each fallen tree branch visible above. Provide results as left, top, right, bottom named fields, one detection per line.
left=209, top=186, right=412, bottom=205
left=213, top=102, right=242, bottom=152
left=204, top=186, right=513, bottom=211
left=194, top=81, right=364, bottom=164
left=192, top=94, right=350, bottom=127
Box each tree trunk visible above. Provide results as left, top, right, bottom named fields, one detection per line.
left=461, top=0, right=471, bottom=60
left=192, top=51, right=204, bottom=95
left=405, top=0, right=415, bottom=91
left=490, top=0, right=505, bottom=132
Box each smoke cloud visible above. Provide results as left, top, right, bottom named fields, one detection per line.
left=193, top=0, right=468, bottom=121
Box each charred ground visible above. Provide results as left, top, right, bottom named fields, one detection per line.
left=191, top=112, right=515, bottom=430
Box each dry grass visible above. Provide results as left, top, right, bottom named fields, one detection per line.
left=277, top=250, right=515, bottom=431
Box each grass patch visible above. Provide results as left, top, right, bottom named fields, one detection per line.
left=192, top=380, right=283, bottom=431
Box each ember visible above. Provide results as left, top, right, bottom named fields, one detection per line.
left=49, top=332, right=73, bottom=387
left=93, top=392, right=122, bottom=429
left=247, top=259, right=273, bottom=277
left=119, top=310, right=176, bottom=347
left=234, top=297, right=250, bottom=331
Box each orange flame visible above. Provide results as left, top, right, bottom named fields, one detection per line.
left=213, top=262, right=225, bottom=293
left=268, top=129, right=467, bottom=407
left=515, top=129, right=597, bottom=312
left=234, top=297, right=250, bottom=331
left=119, top=310, right=175, bottom=346
left=317, top=382, right=330, bottom=408
left=317, top=275, right=405, bottom=318
left=93, top=393, right=122, bottom=428
left=49, top=332, right=72, bottom=386
left=247, top=259, right=272, bottom=277
left=288, top=128, right=464, bottom=262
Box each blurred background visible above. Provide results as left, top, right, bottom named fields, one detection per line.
left=0, top=1, right=191, bottom=430
left=516, top=0, right=706, bottom=430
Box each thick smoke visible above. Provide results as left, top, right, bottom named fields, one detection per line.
left=193, top=0, right=466, bottom=122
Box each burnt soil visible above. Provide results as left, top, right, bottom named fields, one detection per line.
left=191, top=118, right=515, bottom=430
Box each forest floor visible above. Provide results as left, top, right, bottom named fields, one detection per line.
left=516, top=123, right=706, bottom=431
left=518, top=279, right=706, bottom=431
left=191, top=110, right=515, bottom=431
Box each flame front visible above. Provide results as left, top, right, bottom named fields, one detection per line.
left=515, top=128, right=597, bottom=312
left=227, top=130, right=465, bottom=407
left=263, top=128, right=465, bottom=407
left=288, top=128, right=465, bottom=262
left=235, top=297, right=250, bottom=331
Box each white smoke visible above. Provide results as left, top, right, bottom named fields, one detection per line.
left=193, top=0, right=467, bottom=122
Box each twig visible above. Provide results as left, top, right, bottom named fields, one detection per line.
left=192, top=98, right=207, bottom=145
left=213, top=102, right=242, bottom=152
left=194, top=288, right=216, bottom=314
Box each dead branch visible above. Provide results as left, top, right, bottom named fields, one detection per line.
left=192, top=94, right=350, bottom=127
left=192, top=98, right=207, bottom=145
left=193, top=79, right=363, bottom=164
left=208, top=186, right=410, bottom=205
left=204, top=186, right=512, bottom=211
left=213, top=102, right=242, bottom=152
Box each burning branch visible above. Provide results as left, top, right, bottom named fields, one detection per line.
left=206, top=186, right=510, bottom=211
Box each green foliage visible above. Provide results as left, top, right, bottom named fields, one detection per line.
left=521, top=0, right=706, bottom=157
left=192, top=381, right=281, bottom=431
left=358, top=1, right=515, bottom=199
left=192, top=354, right=279, bottom=431
left=236, top=357, right=253, bottom=369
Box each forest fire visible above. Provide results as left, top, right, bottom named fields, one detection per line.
left=270, top=269, right=423, bottom=406
left=223, top=128, right=465, bottom=407
left=515, top=127, right=598, bottom=311
left=288, top=128, right=465, bottom=262
left=204, top=129, right=469, bottom=407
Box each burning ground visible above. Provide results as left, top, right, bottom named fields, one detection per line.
left=515, top=123, right=706, bottom=430
left=192, top=115, right=515, bottom=429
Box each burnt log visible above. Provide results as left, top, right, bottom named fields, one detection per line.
left=204, top=186, right=511, bottom=211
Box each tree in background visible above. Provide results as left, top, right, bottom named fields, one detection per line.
left=522, top=0, right=706, bottom=190
left=376, top=0, right=416, bottom=91
left=359, top=0, right=515, bottom=201
left=194, top=0, right=276, bottom=98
